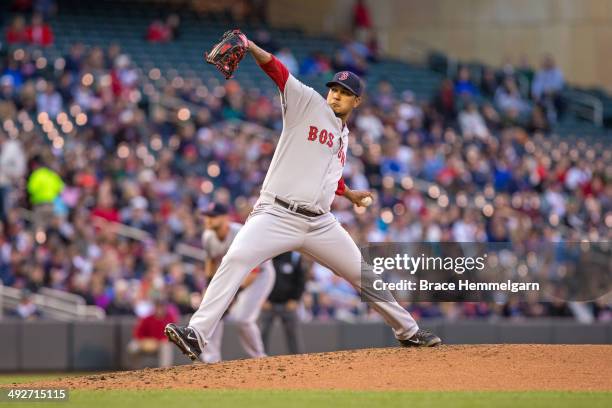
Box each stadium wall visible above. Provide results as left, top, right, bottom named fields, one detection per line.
left=268, top=0, right=612, bottom=91
left=1, top=319, right=610, bottom=371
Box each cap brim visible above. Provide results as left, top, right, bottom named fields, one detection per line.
left=200, top=210, right=227, bottom=217
left=326, top=81, right=359, bottom=96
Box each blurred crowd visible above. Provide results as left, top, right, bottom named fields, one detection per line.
left=0, top=9, right=610, bottom=324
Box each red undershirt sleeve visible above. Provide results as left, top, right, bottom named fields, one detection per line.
left=258, top=56, right=289, bottom=92
left=335, top=177, right=346, bottom=196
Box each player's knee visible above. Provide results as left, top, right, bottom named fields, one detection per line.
left=222, top=249, right=252, bottom=269
left=237, top=320, right=257, bottom=330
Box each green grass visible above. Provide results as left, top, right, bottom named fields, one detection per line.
left=0, top=389, right=609, bottom=408
left=0, top=375, right=609, bottom=408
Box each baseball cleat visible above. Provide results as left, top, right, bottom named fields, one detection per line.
left=164, top=323, right=202, bottom=361
left=398, top=329, right=442, bottom=347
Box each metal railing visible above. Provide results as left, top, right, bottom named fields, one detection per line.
left=18, top=208, right=205, bottom=262
left=0, top=283, right=105, bottom=321
left=563, top=90, right=604, bottom=126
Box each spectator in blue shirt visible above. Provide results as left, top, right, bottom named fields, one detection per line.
left=531, top=55, right=565, bottom=122
left=454, top=66, right=479, bottom=99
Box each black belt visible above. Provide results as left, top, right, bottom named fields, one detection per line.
left=274, top=198, right=323, bottom=217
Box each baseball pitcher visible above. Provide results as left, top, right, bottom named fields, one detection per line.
left=165, top=30, right=441, bottom=361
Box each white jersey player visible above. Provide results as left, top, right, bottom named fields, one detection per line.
left=198, top=202, right=275, bottom=363
left=165, top=32, right=441, bottom=361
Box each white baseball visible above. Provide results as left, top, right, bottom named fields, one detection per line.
left=361, top=196, right=373, bottom=207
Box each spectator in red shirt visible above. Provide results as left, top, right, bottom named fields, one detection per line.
left=26, top=13, right=54, bottom=47
left=353, top=0, right=372, bottom=30
left=353, top=0, right=373, bottom=42
left=6, top=15, right=28, bottom=44
left=91, top=192, right=120, bottom=224
left=434, top=79, right=456, bottom=122
left=128, top=297, right=178, bottom=367
left=146, top=19, right=171, bottom=43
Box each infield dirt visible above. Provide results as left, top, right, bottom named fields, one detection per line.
left=26, top=345, right=612, bottom=391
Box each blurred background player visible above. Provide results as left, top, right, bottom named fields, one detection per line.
left=9, top=289, right=42, bottom=320
left=261, top=252, right=306, bottom=355
left=199, top=202, right=275, bottom=363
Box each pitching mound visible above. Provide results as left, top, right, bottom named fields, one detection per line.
left=28, top=345, right=611, bottom=391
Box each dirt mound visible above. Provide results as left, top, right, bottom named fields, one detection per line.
left=28, top=345, right=612, bottom=391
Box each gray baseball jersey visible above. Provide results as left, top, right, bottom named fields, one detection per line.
left=261, top=74, right=349, bottom=214
left=202, top=222, right=242, bottom=261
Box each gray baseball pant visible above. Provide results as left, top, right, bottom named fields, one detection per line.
left=201, top=262, right=275, bottom=363
left=189, top=197, right=419, bottom=350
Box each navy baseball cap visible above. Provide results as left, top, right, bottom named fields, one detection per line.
left=326, top=71, right=363, bottom=97
left=200, top=202, right=229, bottom=217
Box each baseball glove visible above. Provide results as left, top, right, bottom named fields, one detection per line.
left=204, top=29, right=249, bottom=79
